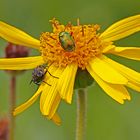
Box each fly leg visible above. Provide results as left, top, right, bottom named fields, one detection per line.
left=47, top=71, right=59, bottom=79
left=42, top=81, right=51, bottom=86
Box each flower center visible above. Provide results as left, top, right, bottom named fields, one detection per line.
left=40, top=19, right=109, bottom=69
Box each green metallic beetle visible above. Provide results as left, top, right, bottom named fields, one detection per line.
left=59, top=32, right=75, bottom=52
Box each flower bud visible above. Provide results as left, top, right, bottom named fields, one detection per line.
left=5, top=43, right=29, bottom=75
left=74, top=68, right=94, bottom=89
left=0, top=117, right=9, bottom=140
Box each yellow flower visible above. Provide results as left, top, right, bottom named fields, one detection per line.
left=0, top=15, right=140, bottom=125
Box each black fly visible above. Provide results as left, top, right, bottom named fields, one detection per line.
left=30, top=64, right=58, bottom=86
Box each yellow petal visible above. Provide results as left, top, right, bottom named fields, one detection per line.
left=0, top=56, right=44, bottom=70
left=87, top=56, right=128, bottom=84
left=57, top=63, right=78, bottom=104
left=48, top=94, right=61, bottom=118
left=51, top=113, right=61, bottom=125
left=40, top=65, right=64, bottom=110
left=0, top=21, right=40, bottom=49
left=13, top=86, right=43, bottom=116
left=127, top=82, right=140, bottom=92
left=86, top=65, right=130, bottom=103
left=102, top=55, right=140, bottom=92
left=102, top=55, right=140, bottom=84
left=40, top=83, right=56, bottom=115
left=102, top=45, right=115, bottom=53
left=41, top=81, right=60, bottom=117
left=107, top=47, right=140, bottom=61
left=100, top=15, right=140, bottom=41
left=40, top=66, right=64, bottom=117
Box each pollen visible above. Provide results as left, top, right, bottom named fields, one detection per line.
left=40, top=19, right=110, bottom=69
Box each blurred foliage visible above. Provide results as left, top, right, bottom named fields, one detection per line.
left=0, top=0, right=140, bottom=140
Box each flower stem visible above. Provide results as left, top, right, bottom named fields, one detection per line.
left=9, top=76, right=16, bottom=140
left=76, top=89, right=87, bottom=140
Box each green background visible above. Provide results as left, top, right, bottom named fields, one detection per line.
left=0, top=0, right=140, bottom=140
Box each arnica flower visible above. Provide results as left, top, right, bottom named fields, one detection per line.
left=0, top=15, right=140, bottom=125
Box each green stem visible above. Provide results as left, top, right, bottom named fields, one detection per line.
left=76, top=89, right=87, bottom=140
left=9, top=76, right=16, bottom=140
